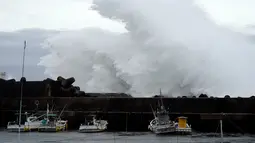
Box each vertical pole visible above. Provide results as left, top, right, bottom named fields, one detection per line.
left=125, top=112, right=128, bottom=143
left=126, top=112, right=128, bottom=133
left=18, top=40, right=26, bottom=134
left=220, top=119, right=223, bottom=142
left=113, top=131, right=116, bottom=143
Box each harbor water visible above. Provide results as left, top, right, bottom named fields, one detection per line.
left=0, top=131, right=255, bottom=143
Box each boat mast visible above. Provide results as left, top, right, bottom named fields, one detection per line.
left=48, top=84, right=51, bottom=97
left=47, top=103, right=49, bottom=120
left=57, top=104, right=67, bottom=121
left=150, top=104, right=156, bottom=118
left=18, top=40, right=26, bottom=134
left=159, top=88, right=165, bottom=110
left=159, top=88, right=164, bottom=108
left=46, top=84, right=51, bottom=119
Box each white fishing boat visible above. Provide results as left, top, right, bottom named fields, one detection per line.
left=7, top=112, right=42, bottom=132
left=38, top=116, right=68, bottom=132
left=38, top=104, right=68, bottom=132
left=79, top=115, right=108, bottom=133
left=174, top=116, right=192, bottom=134
left=7, top=113, right=26, bottom=132
left=148, top=99, right=176, bottom=134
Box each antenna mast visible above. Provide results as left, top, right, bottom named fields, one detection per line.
left=159, top=88, right=164, bottom=108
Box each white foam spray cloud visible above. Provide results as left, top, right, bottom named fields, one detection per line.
left=39, top=0, right=255, bottom=97
left=0, top=72, right=16, bottom=80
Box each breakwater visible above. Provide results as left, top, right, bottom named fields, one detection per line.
left=1, top=77, right=255, bottom=133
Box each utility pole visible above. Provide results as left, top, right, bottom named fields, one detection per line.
left=18, top=40, right=26, bottom=134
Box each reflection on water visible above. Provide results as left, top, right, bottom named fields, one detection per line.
left=0, top=131, right=254, bottom=143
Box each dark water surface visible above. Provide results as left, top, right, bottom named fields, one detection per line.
left=0, top=131, right=255, bottom=143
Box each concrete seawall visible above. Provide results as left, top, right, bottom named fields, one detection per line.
left=1, top=97, right=255, bottom=133
left=1, top=77, right=255, bottom=133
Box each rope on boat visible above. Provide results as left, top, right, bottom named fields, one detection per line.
left=224, top=114, right=245, bottom=134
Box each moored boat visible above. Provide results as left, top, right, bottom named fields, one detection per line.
left=38, top=104, right=68, bottom=132
left=148, top=100, right=176, bottom=134
left=79, top=115, right=108, bottom=133
left=38, top=116, right=68, bottom=132
left=7, top=112, right=42, bottom=132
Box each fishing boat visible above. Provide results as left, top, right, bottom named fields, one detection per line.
left=148, top=100, right=176, bottom=134
left=174, top=116, right=192, bottom=135
left=38, top=104, right=68, bottom=132
left=79, top=115, right=108, bottom=133
left=7, top=112, right=42, bottom=132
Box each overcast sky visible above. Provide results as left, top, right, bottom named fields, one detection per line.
left=1, top=0, right=255, bottom=32
left=1, top=0, right=255, bottom=80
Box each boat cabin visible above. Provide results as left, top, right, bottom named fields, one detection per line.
left=177, top=116, right=188, bottom=128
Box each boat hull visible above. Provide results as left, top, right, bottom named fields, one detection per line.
left=79, top=128, right=106, bottom=133
left=38, top=119, right=67, bottom=132
left=153, top=128, right=176, bottom=134
left=7, top=125, right=27, bottom=132
left=78, top=125, right=107, bottom=133
left=149, top=125, right=176, bottom=134
left=7, top=122, right=42, bottom=132
left=38, top=127, right=57, bottom=132
left=175, top=127, right=192, bottom=135
left=24, top=123, right=41, bottom=131
left=149, top=125, right=192, bottom=135
left=38, top=125, right=66, bottom=132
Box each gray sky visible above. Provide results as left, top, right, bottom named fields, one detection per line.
left=0, top=29, right=58, bottom=80
left=1, top=0, right=255, bottom=32
left=0, top=0, right=255, bottom=81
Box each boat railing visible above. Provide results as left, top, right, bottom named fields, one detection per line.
left=94, top=119, right=107, bottom=124
left=186, top=124, right=191, bottom=128
left=7, top=121, right=17, bottom=126
left=43, top=121, right=55, bottom=127
left=80, top=123, right=94, bottom=126
left=27, top=117, right=40, bottom=122
left=100, top=120, right=108, bottom=125
left=81, top=120, right=93, bottom=126
left=57, top=120, right=67, bottom=126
